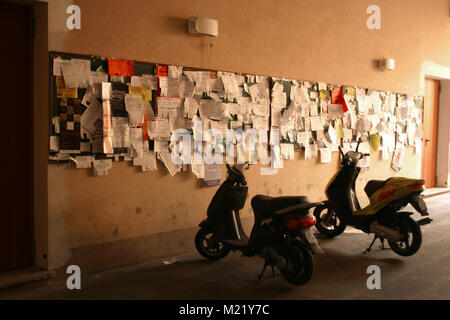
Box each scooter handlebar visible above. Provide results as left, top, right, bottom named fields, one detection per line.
left=338, top=145, right=345, bottom=158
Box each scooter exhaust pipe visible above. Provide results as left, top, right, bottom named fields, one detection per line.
left=369, top=221, right=403, bottom=242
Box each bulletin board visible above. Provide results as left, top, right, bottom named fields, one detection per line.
left=48, top=51, right=424, bottom=179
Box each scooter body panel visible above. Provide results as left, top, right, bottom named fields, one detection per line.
left=325, top=162, right=372, bottom=229
left=354, top=177, right=425, bottom=216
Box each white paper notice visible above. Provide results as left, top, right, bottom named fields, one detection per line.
left=327, top=104, right=345, bottom=118
left=73, top=155, right=94, bottom=169
left=125, top=94, right=143, bottom=112
left=357, top=142, right=370, bottom=168
left=343, top=128, right=353, bottom=143
left=381, top=133, right=396, bottom=153
left=148, top=118, right=171, bottom=139
left=130, top=127, right=144, bottom=158
left=249, top=82, right=269, bottom=105
left=61, top=59, right=90, bottom=88
left=392, top=143, right=406, bottom=171
left=381, top=146, right=390, bottom=160
left=199, top=100, right=226, bottom=121
left=320, top=148, right=332, bottom=163
left=52, top=116, right=61, bottom=134
left=210, top=121, right=228, bottom=137
left=157, top=151, right=180, bottom=176
left=159, top=77, right=180, bottom=97
left=220, top=74, right=240, bottom=99
left=112, top=117, right=130, bottom=149
left=142, top=74, right=158, bottom=90
left=179, top=76, right=195, bottom=98
left=133, top=151, right=157, bottom=171
left=131, top=76, right=144, bottom=87
left=326, top=124, right=337, bottom=144
left=318, top=82, right=327, bottom=91
left=310, top=116, right=324, bottom=131
left=300, top=86, right=311, bottom=104
left=154, top=139, right=169, bottom=153
left=168, top=65, right=183, bottom=79
left=125, top=94, right=145, bottom=126
left=93, top=159, right=113, bottom=176
left=280, top=143, right=295, bottom=160
left=50, top=136, right=60, bottom=152
left=272, top=90, right=286, bottom=109
left=204, top=163, right=222, bottom=185
left=89, top=71, right=108, bottom=85
left=53, top=57, right=70, bottom=76
left=355, top=119, right=371, bottom=133
left=157, top=97, right=180, bottom=118
left=304, top=144, right=318, bottom=160
left=251, top=115, right=269, bottom=131
left=252, top=103, right=270, bottom=117
left=191, top=162, right=205, bottom=179
left=81, top=97, right=102, bottom=136
left=297, top=131, right=310, bottom=146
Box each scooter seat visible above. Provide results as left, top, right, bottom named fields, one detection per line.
left=274, top=201, right=324, bottom=215
left=251, top=195, right=309, bottom=218
left=364, top=180, right=388, bottom=198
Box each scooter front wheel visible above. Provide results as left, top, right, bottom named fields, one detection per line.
left=279, top=244, right=314, bottom=286
left=314, top=204, right=346, bottom=238
left=195, top=228, right=231, bottom=261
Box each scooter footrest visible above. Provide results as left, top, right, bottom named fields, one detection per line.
left=223, top=238, right=249, bottom=248
left=417, top=217, right=433, bottom=226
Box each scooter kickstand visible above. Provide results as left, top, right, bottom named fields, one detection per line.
left=379, top=238, right=386, bottom=250
left=364, top=235, right=380, bottom=254
left=257, top=260, right=269, bottom=282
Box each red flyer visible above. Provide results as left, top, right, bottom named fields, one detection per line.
left=108, top=59, right=134, bottom=77
left=331, top=87, right=348, bottom=112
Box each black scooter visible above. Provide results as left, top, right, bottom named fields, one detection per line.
left=314, top=138, right=432, bottom=256
left=195, top=163, right=324, bottom=285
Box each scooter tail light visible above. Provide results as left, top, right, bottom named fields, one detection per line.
left=286, top=218, right=298, bottom=229
left=298, top=216, right=316, bottom=228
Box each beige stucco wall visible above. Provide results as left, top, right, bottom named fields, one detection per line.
left=42, top=0, right=450, bottom=271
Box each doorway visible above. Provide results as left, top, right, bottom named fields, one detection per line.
left=421, top=78, right=440, bottom=188
left=0, top=2, right=34, bottom=271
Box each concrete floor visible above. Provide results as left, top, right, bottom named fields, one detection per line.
left=1, top=193, right=449, bottom=300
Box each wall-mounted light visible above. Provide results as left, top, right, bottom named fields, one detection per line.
left=188, top=17, right=219, bottom=37
left=378, top=58, right=396, bottom=71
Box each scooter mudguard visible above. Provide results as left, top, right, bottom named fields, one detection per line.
left=353, top=177, right=425, bottom=216
left=297, top=229, right=324, bottom=254
left=397, top=211, right=433, bottom=226
left=199, top=219, right=211, bottom=230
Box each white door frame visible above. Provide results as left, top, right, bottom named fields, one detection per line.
left=420, top=61, right=450, bottom=187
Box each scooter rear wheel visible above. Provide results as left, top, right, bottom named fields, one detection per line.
left=314, top=204, right=346, bottom=238
left=388, top=215, right=422, bottom=256
left=195, top=228, right=231, bottom=261
left=279, top=244, right=314, bottom=286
